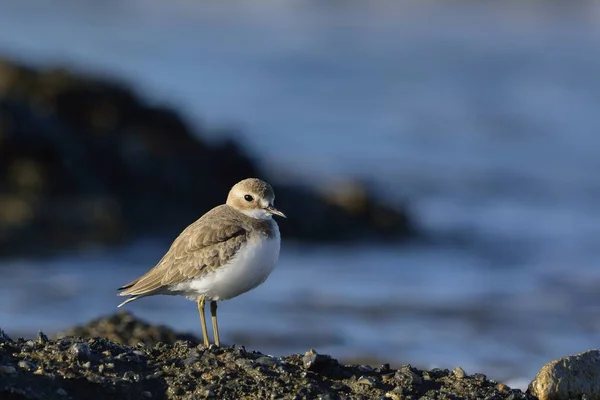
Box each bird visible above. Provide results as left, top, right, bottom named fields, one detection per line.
left=117, top=178, right=286, bottom=347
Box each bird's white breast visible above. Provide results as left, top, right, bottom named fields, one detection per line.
left=173, top=230, right=281, bottom=301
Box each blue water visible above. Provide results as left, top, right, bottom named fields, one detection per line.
left=2, top=0, right=600, bottom=389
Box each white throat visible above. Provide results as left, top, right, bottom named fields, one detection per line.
left=240, top=208, right=273, bottom=220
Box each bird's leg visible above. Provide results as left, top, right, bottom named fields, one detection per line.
left=197, top=296, right=209, bottom=347
left=210, top=300, right=220, bottom=347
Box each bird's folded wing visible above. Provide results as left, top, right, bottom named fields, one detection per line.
left=119, top=216, right=247, bottom=296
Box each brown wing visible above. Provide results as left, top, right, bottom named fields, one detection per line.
left=117, top=205, right=247, bottom=299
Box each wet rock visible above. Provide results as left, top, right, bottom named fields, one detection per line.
left=0, top=57, right=415, bottom=259
left=528, top=349, right=600, bottom=400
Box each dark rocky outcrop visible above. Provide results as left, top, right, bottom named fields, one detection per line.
left=0, top=57, right=415, bottom=258
left=0, top=313, right=532, bottom=400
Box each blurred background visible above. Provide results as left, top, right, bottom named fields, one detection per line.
left=1, top=0, right=600, bottom=389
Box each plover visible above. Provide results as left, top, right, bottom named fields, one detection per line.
left=117, top=178, right=286, bottom=347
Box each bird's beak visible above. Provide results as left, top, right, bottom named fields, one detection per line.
left=266, top=205, right=286, bottom=218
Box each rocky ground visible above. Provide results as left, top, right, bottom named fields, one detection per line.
left=0, top=313, right=537, bottom=400
left=0, top=56, right=415, bottom=258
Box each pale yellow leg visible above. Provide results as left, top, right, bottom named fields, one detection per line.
left=210, top=300, right=220, bottom=347
left=197, top=297, right=209, bottom=347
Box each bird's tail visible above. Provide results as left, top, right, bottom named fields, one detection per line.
left=117, top=295, right=140, bottom=308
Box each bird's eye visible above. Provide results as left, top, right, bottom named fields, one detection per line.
left=244, top=194, right=254, bottom=202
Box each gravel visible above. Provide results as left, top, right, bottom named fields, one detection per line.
left=1, top=313, right=536, bottom=399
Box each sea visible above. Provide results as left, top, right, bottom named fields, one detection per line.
left=1, top=0, right=600, bottom=389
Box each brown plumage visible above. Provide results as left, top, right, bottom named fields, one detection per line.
left=117, top=204, right=278, bottom=305
left=116, top=178, right=286, bottom=347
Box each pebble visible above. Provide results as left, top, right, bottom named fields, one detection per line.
left=235, top=359, right=255, bottom=370
left=17, top=360, right=36, bottom=371
left=318, top=394, right=337, bottom=400
left=56, top=388, right=67, bottom=396
left=302, top=349, right=333, bottom=371
left=453, top=366, right=466, bottom=379
left=255, top=356, right=278, bottom=367
left=357, top=376, right=377, bottom=386
left=394, top=365, right=423, bottom=386
left=123, top=371, right=139, bottom=381
left=378, top=364, right=391, bottom=373
left=70, top=343, right=91, bottom=359
left=37, top=331, right=49, bottom=344
left=472, top=373, right=487, bottom=382
left=141, top=391, right=152, bottom=398
left=184, top=349, right=202, bottom=366
left=133, top=350, right=146, bottom=357
left=330, top=382, right=348, bottom=391
left=358, top=364, right=374, bottom=372
left=0, top=365, right=17, bottom=375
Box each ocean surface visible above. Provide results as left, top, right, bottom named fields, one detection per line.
left=2, top=1, right=600, bottom=389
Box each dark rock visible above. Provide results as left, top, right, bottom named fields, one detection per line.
left=472, top=372, right=487, bottom=382
left=16, top=360, right=36, bottom=372
left=0, top=329, right=11, bottom=343
left=59, top=311, right=200, bottom=347
left=69, top=343, right=91, bottom=359
left=0, top=57, right=416, bottom=259
left=36, top=331, right=48, bottom=344
left=303, top=349, right=334, bottom=371
left=394, top=365, right=424, bottom=386
left=254, top=356, right=279, bottom=367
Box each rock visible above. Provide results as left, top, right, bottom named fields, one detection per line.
left=0, top=313, right=535, bottom=400
left=0, top=329, right=10, bottom=343
left=254, top=355, right=279, bottom=367
left=302, top=349, right=333, bottom=371
left=356, top=375, right=377, bottom=386
left=69, top=343, right=91, bottom=359
left=16, top=360, right=36, bottom=371
left=0, top=365, right=16, bottom=375
left=60, top=311, right=200, bottom=347
left=394, top=364, right=423, bottom=386
left=453, top=366, right=466, bottom=379
left=0, top=57, right=416, bottom=259
left=36, top=331, right=48, bottom=344
left=528, top=349, right=600, bottom=400
left=0, top=336, right=534, bottom=400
